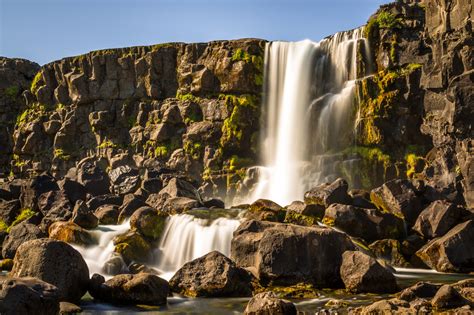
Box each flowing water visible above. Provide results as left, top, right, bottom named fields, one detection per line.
left=250, top=28, right=371, bottom=206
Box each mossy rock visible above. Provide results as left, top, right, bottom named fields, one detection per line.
left=113, top=231, right=152, bottom=264
left=130, top=207, right=168, bottom=240
left=262, top=283, right=319, bottom=299
left=0, top=258, right=13, bottom=271
left=284, top=212, right=318, bottom=227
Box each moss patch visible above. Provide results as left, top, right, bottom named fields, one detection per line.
left=8, top=208, right=36, bottom=232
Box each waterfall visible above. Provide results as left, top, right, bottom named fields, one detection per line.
left=251, top=28, right=371, bottom=206
left=153, top=214, right=241, bottom=280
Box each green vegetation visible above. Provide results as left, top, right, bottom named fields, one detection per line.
left=0, top=220, right=8, bottom=233
left=228, top=155, right=253, bottom=171
left=365, top=10, right=404, bottom=44
left=184, top=141, right=202, bottom=160
left=54, top=148, right=71, bottom=161
left=231, top=48, right=265, bottom=86
left=97, top=139, right=117, bottom=149
left=16, top=103, right=50, bottom=129
left=176, top=93, right=201, bottom=103
left=12, top=154, right=26, bottom=167
left=8, top=208, right=36, bottom=232
left=30, top=71, right=43, bottom=94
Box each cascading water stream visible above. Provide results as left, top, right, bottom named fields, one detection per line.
left=251, top=28, right=371, bottom=206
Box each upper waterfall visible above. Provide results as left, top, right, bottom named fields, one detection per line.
left=251, top=28, right=371, bottom=206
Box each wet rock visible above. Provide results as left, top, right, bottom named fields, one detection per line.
left=130, top=206, right=168, bottom=240
left=113, top=231, right=152, bottom=264
left=2, top=222, right=46, bottom=258
left=0, top=277, right=60, bottom=315
left=10, top=238, right=90, bottom=302
left=48, top=221, right=95, bottom=246
left=431, top=285, right=471, bottom=310
left=416, top=220, right=474, bottom=272
left=231, top=220, right=355, bottom=287
left=370, top=179, right=423, bottom=226
left=109, top=165, right=140, bottom=195
left=162, top=196, right=201, bottom=214
left=245, top=199, right=286, bottom=222
left=102, top=253, right=128, bottom=275
left=59, top=302, right=82, bottom=314
left=71, top=200, right=98, bottom=229
left=413, top=200, right=469, bottom=239
left=369, top=239, right=412, bottom=268
left=95, top=204, right=120, bottom=225
left=203, top=198, right=225, bottom=208
left=323, top=203, right=405, bottom=242
left=58, top=178, right=87, bottom=204
left=399, top=282, right=442, bottom=302
left=169, top=251, right=254, bottom=297
left=89, top=273, right=169, bottom=306
left=244, top=291, right=297, bottom=315
left=304, top=178, right=351, bottom=207
left=340, top=250, right=398, bottom=293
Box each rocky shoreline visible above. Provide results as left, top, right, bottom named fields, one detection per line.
left=0, top=0, right=473, bottom=314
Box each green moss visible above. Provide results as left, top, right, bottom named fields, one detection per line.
left=97, top=140, right=117, bottom=149
left=12, top=154, right=26, bottom=167
left=228, top=155, right=253, bottom=171
left=30, top=71, right=43, bottom=94
left=365, top=10, right=403, bottom=44
left=16, top=103, right=49, bottom=128
left=54, top=148, right=71, bottom=161
left=231, top=48, right=251, bottom=62
left=0, top=220, right=8, bottom=233
left=176, top=93, right=201, bottom=103
left=184, top=141, right=202, bottom=160
left=8, top=208, right=36, bottom=232
left=264, top=283, right=319, bottom=299
left=154, top=146, right=168, bottom=158
left=284, top=212, right=318, bottom=226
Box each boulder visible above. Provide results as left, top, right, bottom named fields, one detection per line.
left=2, top=222, right=46, bottom=258
left=0, top=199, right=21, bottom=225
left=113, top=231, right=152, bottom=264
left=59, top=302, right=82, bottom=314
left=89, top=273, right=169, bottom=306
left=0, top=258, right=13, bottom=271
left=413, top=200, right=469, bottom=239
left=130, top=206, right=168, bottom=240
left=431, top=285, right=471, bottom=310
left=244, top=291, right=297, bottom=315
left=323, top=203, right=405, bottom=242
left=94, top=205, right=120, bottom=225
left=370, top=179, right=423, bottom=226
left=37, top=190, right=72, bottom=218
left=77, top=159, right=110, bottom=196
left=10, top=238, right=90, bottom=302
left=399, top=282, right=442, bottom=302
left=231, top=220, right=355, bottom=287
left=87, top=194, right=123, bottom=212
left=146, top=178, right=201, bottom=210
left=203, top=198, right=225, bottom=208
left=57, top=178, right=87, bottom=204
left=304, top=178, right=351, bottom=207
left=48, top=221, right=95, bottom=246
left=369, top=239, right=412, bottom=268
left=109, top=165, right=140, bottom=195
left=0, top=277, right=60, bottom=315
left=162, top=196, right=201, bottom=214
left=340, top=251, right=398, bottom=293
left=117, top=194, right=147, bottom=222
left=20, top=174, right=59, bottom=209
left=416, top=220, right=474, bottom=272
left=245, top=199, right=286, bottom=222
left=71, top=200, right=98, bottom=229
left=169, top=251, right=254, bottom=297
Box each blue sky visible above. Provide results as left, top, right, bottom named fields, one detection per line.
left=1, top=0, right=389, bottom=65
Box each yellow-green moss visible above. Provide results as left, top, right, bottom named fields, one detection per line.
left=54, top=148, right=71, bottom=161
left=262, top=283, right=319, bottom=299
left=0, top=220, right=8, bottom=233
left=30, top=71, right=43, bottom=94
left=176, top=93, right=201, bottom=103
left=8, top=208, right=36, bottom=232
left=97, top=139, right=117, bottom=149
left=184, top=141, right=202, bottom=160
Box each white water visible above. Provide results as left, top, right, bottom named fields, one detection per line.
left=76, top=214, right=241, bottom=280
left=74, top=220, right=131, bottom=277
left=153, top=214, right=241, bottom=280
left=251, top=29, right=371, bottom=206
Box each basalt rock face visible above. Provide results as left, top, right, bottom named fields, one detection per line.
left=6, top=39, right=265, bottom=201
left=351, top=0, right=473, bottom=209
left=0, top=58, right=40, bottom=177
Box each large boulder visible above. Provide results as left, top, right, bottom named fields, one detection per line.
left=146, top=178, right=201, bottom=210
left=398, top=281, right=442, bottom=302
left=231, top=220, right=355, bottom=287
left=94, top=204, right=120, bottom=225
left=161, top=196, right=201, bottom=214
left=71, top=200, right=98, bottom=229
left=244, top=291, right=297, bottom=315
left=57, top=178, right=87, bottom=204
left=77, top=159, right=110, bottom=196
left=169, top=251, right=254, bottom=297
left=2, top=222, right=45, bottom=258
left=370, top=179, right=423, bottom=226
left=0, top=277, right=60, bottom=315
left=89, top=273, right=169, bottom=306
left=129, top=206, right=168, bottom=240
left=109, top=165, right=140, bottom=195
left=413, top=200, right=469, bottom=239
left=369, top=239, right=412, bottom=268
left=113, top=231, right=152, bottom=264
left=117, top=194, right=147, bottom=222
left=431, top=284, right=471, bottom=310
left=10, top=238, right=90, bottom=302
left=340, top=250, right=398, bottom=293
left=416, top=220, right=474, bottom=272
left=284, top=200, right=325, bottom=226
left=0, top=199, right=21, bottom=225
left=323, top=203, right=405, bottom=242
left=304, top=178, right=351, bottom=207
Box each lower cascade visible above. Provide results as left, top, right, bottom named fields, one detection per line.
left=250, top=28, right=371, bottom=206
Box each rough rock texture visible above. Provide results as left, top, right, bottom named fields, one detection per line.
left=7, top=39, right=265, bottom=201
left=2, top=222, right=46, bottom=258
left=416, top=220, right=474, bottom=272
left=304, top=178, right=351, bottom=207
left=0, top=58, right=40, bottom=176
left=0, top=277, right=60, bottom=315
left=129, top=206, right=168, bottom=240
left=244, top=291, right=297, bottom=315
left=48, top=221, right=95, bottom=245
left=231, top=220, right=355, bottom=287
left=10, top=238, right=90, bottom=302
left=89, top=273, right=169, bottom=306
left=340, top=250, right=398, bottom=293
left=169, top=251, right=254, bottom=297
